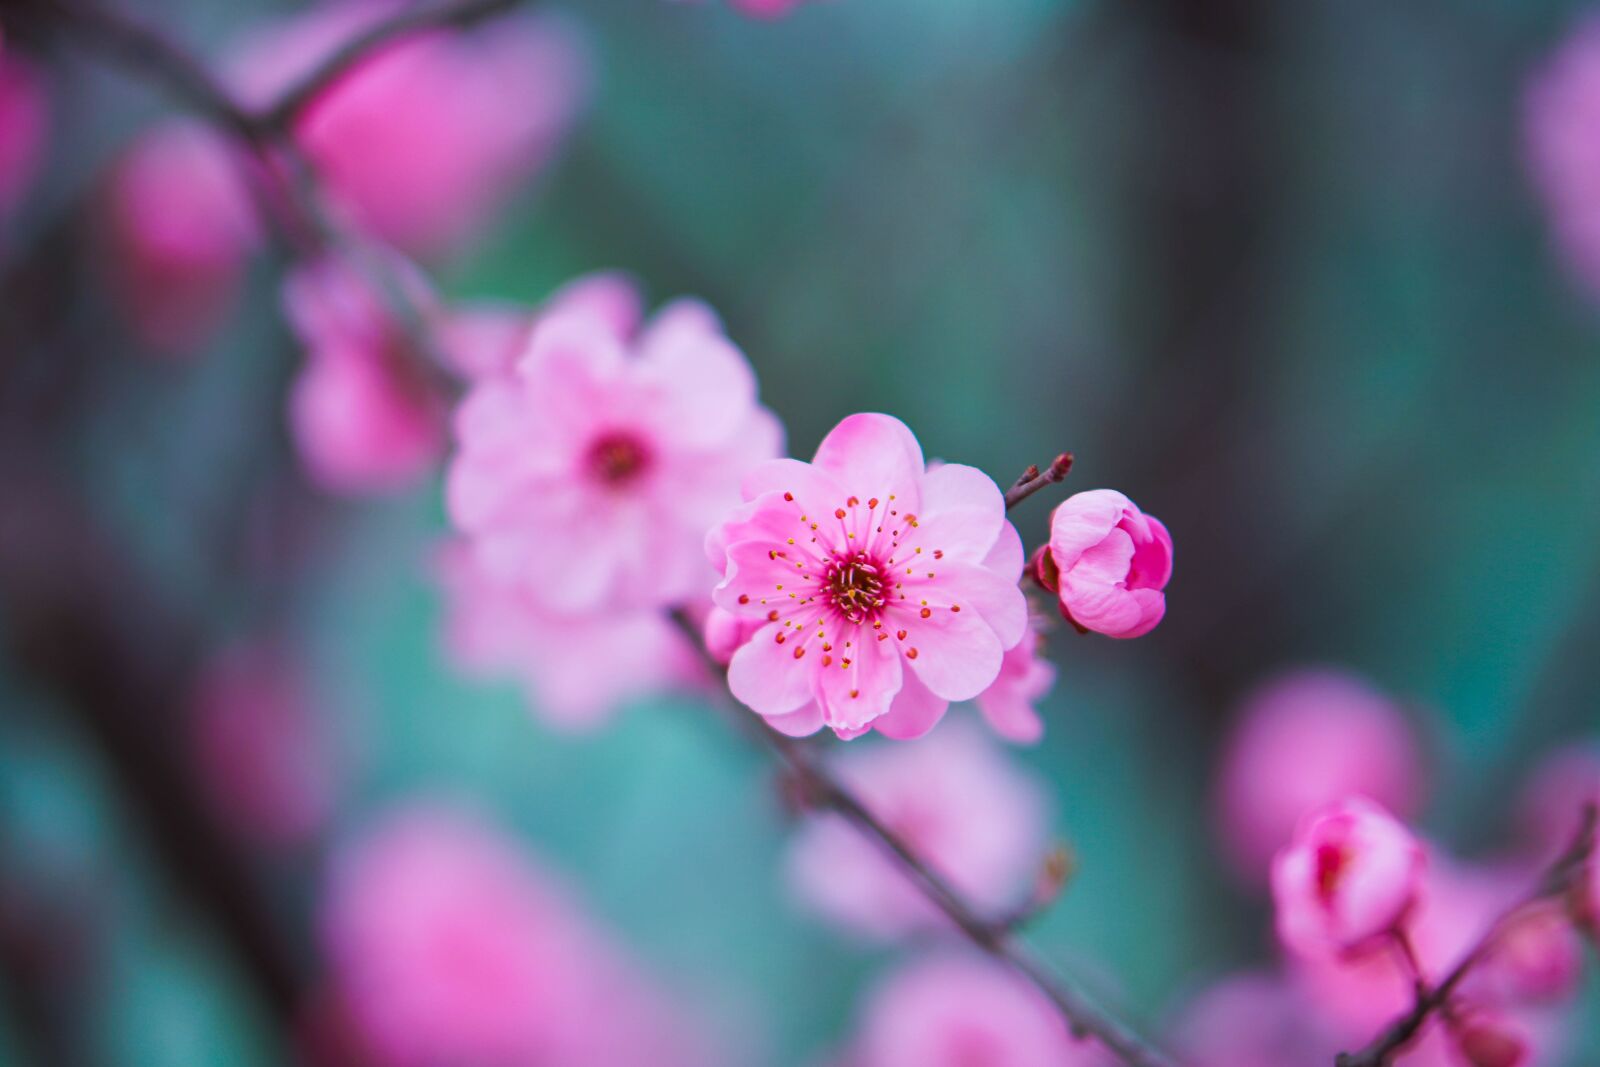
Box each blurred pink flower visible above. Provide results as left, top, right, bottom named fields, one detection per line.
left=232, top=2, right=590, bottom=260
left=728, top=0, right=809, bottom=18
left=437, top=540, right=702, bottom=730
left=1045, top=489, right=1171, bottom=639
left=282, top=252, right=445, bottom=493
left=707, top=413, right=1027, bottom=740
left=0, top=40, right=46, bottom=219
left=442, top=271, right=644, bottom=382
left=1214, top=668, right=1422, bottom=886
left=1482, top=902, right=1585, bottom=1006
left=447, top=285, right=782, bottom=612
left=189, top=643, right=333, bottom=846
left=321, top=802, right=715, bottom=1067
left=1169, top=970, right=1339, bottom=1067
left=101, top=120, right=261, bottom=354
left=1526, top=15, right=1600, bottom=298
left=1272, top=796, right=1425, bottom=960
left=787, top=722, right=1047, bottom=940
left=1515, top=743, right=1600, bottom=863
left=842, top=953, right=1104, bottom=1067
left=975, top=615, right=1056, bottom=744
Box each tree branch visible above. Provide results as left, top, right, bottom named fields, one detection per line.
left=671, top=610, right=1175, bottom=1067
left=1005, top=452, right=1074, bottom=510
left=1336, top=804, right=1598, bottom=1067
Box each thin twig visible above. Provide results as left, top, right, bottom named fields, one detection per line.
left=1006, top=452, right=1074, bottom=510
left=671, top=609, right=1176, bottom=1067
left=1336, top=804, right=1598, bottom=1067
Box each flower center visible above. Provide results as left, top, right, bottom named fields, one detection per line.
left=586, top=432, right=652, bottom=486
left=825, top=551, right=885, bottom=624
left=1314, top=842, right=1349, bottom=903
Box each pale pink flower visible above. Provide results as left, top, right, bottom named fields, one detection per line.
left=189, top=643, right=333, bottom=846
left=1214, top=668, right=1422, bottom=885
left=729, top=0, right=808, bottom=18
left=787, top=722, right=1047, bottom=940
left=448, top=288, right=782, bottom=612
left=101, top=120, right=261, bottom=354
left=0, top=41, right=46, bottom=219
left=232, top=2, right=590, bottom=260
left=442, top=271, right=643, bottom=382
left=843, top=953, right=1105, bottom=1067
left=975, top=616, right=1056, bottom=744
left=437, top=540, right=702, bottom=730
left=282, top=252, right=445, bottom=493
left=1272, top=796, right=1425, bottom=960
left=1045, top=489, right=1171, bottom=639
left=707, top=413, right=1027, bottom=740
left=1525, top=15, right=1600, bottom=298
left=321, top=802, right=714, bottom=1067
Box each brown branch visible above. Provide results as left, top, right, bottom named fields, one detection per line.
left=1005, top=452, right=1074, bottom=510
left=1336, top=804, right=1598, bottom=1067
left=670, top=609, right=1176, bottom=1067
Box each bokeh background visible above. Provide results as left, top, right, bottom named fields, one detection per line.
left=2, top=0, right=1599, bottom=1063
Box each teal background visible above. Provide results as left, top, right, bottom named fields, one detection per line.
left=3, top=0, right=1600, bottom=1063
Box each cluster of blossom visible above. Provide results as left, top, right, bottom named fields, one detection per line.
left=1170, top=668, right=1600, bottom=1067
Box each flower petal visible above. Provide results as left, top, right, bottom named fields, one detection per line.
left=1048, top=489, right=1133, bottom=571
left=912, top=462, right=1007, bottom=563
left=888, top=605, right=1003, bottom=702
left=871, top=669, right=950, bottom=740
left=811, top=413, right=924, bottom=510
left=815, top=623, right=902, bottom=734
left=728, top=621, right=817, bottom=716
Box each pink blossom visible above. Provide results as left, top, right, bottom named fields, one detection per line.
left=282, top=252, right=445, bottom=493
left=321, top=802, right=715, bottom=1067
left=232, top=2, right=589, bottom=260
left=189, top=643, right=333, bottom=846
left=975, top=616, right=1056, bottom=744
left=0, top=41, right=46, bottom=219
left=1045, top=489, right=1171, bottom=639
left=1482, top=902, right=1585, bottom=1005
left=707, top=413, right=1027, bottom=740
left=842, top=953, right=1105, bottom=1067
left=447, top=287, right=782, bottom=613
left=1214, top=668, right=1422, bottom=885
left=787, top=722, right=1047, bottom=940
left=1525, top=15, right=1600, bottom=298
left=442, top=271, right=643, bottom=382
left=101, top=121, right=261, bottom=354
left=1271, top=796, right=1425, bottom=960
left=436, top=540, right=702, bottom=730
left=1169, top=971, right=1339, bottom=1067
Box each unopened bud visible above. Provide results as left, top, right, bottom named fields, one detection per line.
left=1456, top=1022, right=1527, bottom=1067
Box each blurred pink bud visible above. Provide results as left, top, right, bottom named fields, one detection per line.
left=1272, top=796, right=1425, bottom=960
left=707, top=413, right=1027, bottom=740
left=1484, top=903, right=1585, bottom=1005
left=321, top=802, right=716, bottom=1067
left=787, top=723, right=1047, bottom=940
left=1515, top=743, right=1600, bottom=863
left=1525, top=15, right=1600, bottom=299
left=232, top=3, right=590, bottom=260
left=189, top=643, right=333, bottom=846
left=1046, top=489, right=1171, bottom=639
left=101, top=121, right=260, bottom=354
left=448, top=283, right=782, bottom=612
left=843, top=953, right=1105, bottom=1067
left=0, top=42, right=46, bottom=219
left=282, top=252, right=445, bottom=493
left=1214, top=668, right=1422, bottom=886
left=1455, top=1016, right=1530, bottom=1067
left=1169, top=971, right=1336, bottom=1067
left=1028, top=543, right=1060, bottom=593
left=728, top=0, right=809, bottom=18
left=975, top=617, right=1056, bottom=744
left=436, top=540, right=702, bottom=730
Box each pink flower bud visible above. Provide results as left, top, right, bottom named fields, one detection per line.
left=1027, top=543, right=1059, bottom=593
left=1046, top=490, right=1171, bottom=639
left=101, top=121, right=260, bottom=354
left=1271, top=796, right=1425, bottom=960
left=1214, top=669, right=1421, bottom=886
left=1455, top=1018, right=1529, bottom=1067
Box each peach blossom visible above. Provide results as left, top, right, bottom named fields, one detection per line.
left=1046, top=489, right=1171, bottom=639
